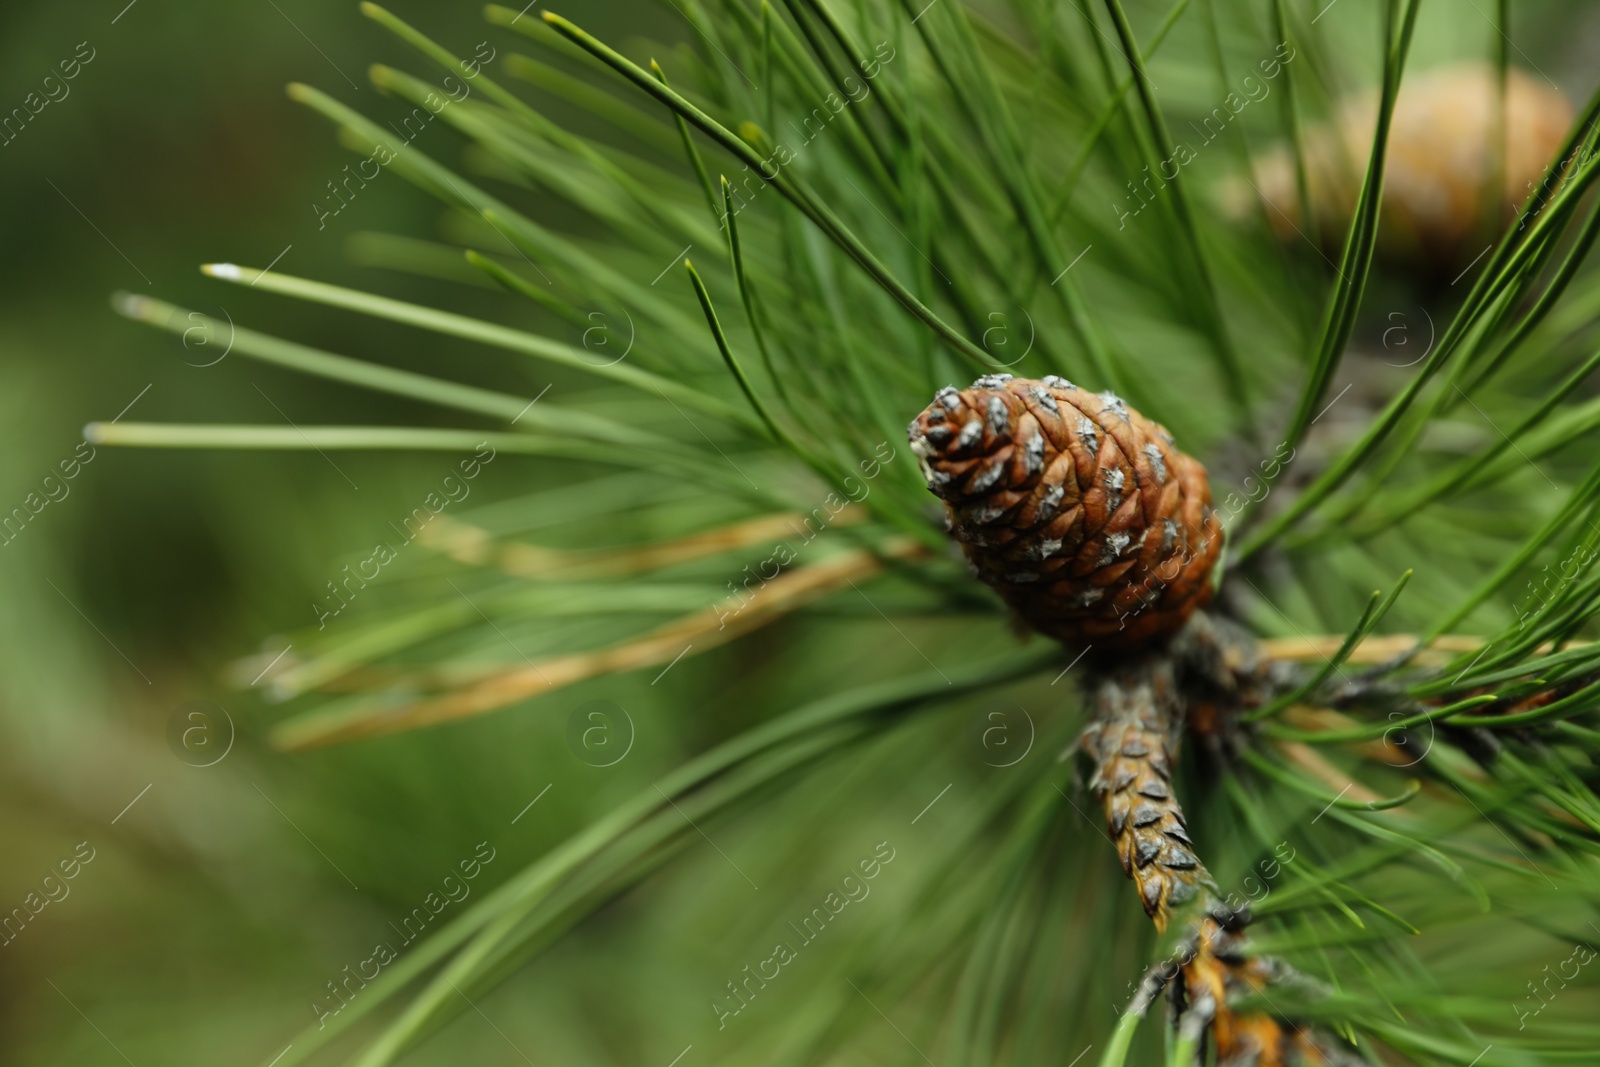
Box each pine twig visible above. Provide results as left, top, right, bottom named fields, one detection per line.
left=1080, top=613, right=1372, bottom=1066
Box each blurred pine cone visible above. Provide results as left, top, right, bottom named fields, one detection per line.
left=1237, top=63, right=1572, bottom=269
left=908, top=374, right=1221, bottom=649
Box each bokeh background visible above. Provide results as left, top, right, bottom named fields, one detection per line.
left=6, top=2, right=1600, bottom=1065
left=0, top=3, right=726, bottom=1063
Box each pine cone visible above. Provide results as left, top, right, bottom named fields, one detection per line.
left=1234, top=63, right=1572, bottom=269
left=907, top=374, right=1222, bottom=649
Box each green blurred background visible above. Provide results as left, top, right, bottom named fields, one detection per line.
left=0, top=2, right=732, bottom=1063
left=8, top=2, right=1600, bottom=1064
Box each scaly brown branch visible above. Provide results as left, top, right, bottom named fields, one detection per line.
left=1079, top=612, right=1372, bottom=1066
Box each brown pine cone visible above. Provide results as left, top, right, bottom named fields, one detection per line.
left=907, top=374, right=1222, bottom=649
left=1234, top=63, right=1572, bottom=270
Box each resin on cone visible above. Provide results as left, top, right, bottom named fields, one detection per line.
left=1236, top=63, right=1572, bottom=268
left=908, top=374, right=1221, bottom=649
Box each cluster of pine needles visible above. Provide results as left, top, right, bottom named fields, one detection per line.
left=88, top=0, right=1600, bottom=1062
